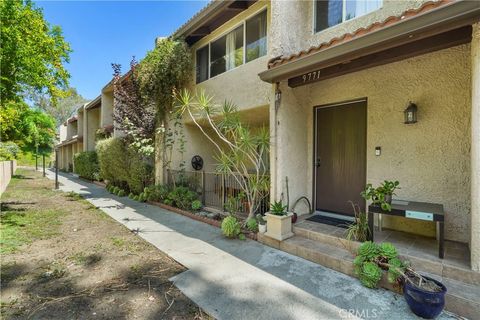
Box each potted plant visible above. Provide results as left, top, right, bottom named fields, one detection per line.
left=264, top=201, right=294, bottom=241
left=361, top=180, right=400, bottom=211
left=353, top=241, right=447, bottom=319
left=256, top=214, right=267, bottom=233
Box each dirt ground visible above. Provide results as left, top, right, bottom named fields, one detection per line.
left=1, top=168, right=211, bottom=319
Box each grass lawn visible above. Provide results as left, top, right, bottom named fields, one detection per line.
left=1, top=168, right=211, bottom=319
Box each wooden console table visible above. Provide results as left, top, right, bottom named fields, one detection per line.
left=368, top=200, right=445, bottom=259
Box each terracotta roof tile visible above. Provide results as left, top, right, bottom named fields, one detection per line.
left=268, top=0, right=453, bottom=69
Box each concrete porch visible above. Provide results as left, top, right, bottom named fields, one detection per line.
left=258, top=218, right=480, bottom=319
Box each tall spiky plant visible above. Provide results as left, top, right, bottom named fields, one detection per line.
left=175, top=89, right=269, bottom=219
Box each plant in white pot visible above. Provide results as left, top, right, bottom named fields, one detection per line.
left=265, top=201, right=294, bottom=241
left=256, top=214, right=267, bottom=233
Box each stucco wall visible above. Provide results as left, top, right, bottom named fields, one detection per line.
left=77, top=111, right=84, bottom=137
left=274, top=45, right=471, bottom=243
left=85, top=108, right=100, bottom=152
left=59, top=124, right=67, bottom=142
left=269, top=0, right=430, bottom=59
left=101, top=91, right=113, bottom=128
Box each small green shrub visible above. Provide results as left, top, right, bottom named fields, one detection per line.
left=96, top=137, right=153, bottom=194
left=73, top=151, right=99, bottom=180
left=191, top=200, right=202, bottom=211
left=133, top=195, right=139, bottom=201
left=117, top=190, right=126, bottom=197
left=113, top=186, right=120, bottom=194
left=246, top=218, right=258, bottom=232
left=166, top=186, right=198, bottom=210
left=138, top=193, right=146, bottom=202
left=221, top=216, right=241, bottom=239
left=128, top=193, right=134, bottom=199
left=144, top=184, right=170, bottom=202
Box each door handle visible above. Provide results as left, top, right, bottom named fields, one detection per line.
left=316, top=158, right=321, bottom=167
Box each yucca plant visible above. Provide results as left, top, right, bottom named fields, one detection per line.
left=175, top=89, right=270, bottom=219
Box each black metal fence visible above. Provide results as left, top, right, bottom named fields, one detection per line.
left=166, top=169, right=269, bottom=215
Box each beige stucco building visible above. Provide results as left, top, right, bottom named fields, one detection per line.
left=53, top=0, right=479, bottom=316
left=159, top=0, right=480, bottom=284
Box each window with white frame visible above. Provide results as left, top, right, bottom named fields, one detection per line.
left=195, top=9, right=267, bottom=83
left=314, top=0, right=382, bottom=33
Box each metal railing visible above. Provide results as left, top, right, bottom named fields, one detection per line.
left=166, top=169, right=269, bottom=215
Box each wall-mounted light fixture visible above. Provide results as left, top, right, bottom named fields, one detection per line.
left=404, top=102, right=418, bottom=124
left=275, top=83, right=282, bottom=111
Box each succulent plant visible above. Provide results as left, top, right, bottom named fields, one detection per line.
left=380, top=242, right=397, bottom=259
left=360, top=262, right=382, bottom=288
left=357, top=241, right=379, bottom=260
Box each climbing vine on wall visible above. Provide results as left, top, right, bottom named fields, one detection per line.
left=135, top=38, right=192, bottom=122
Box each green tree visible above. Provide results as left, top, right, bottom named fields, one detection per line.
left=0, top=101, right=56, bottom=154
left=0, top=0, right=71, bottom=103
left=31, top=87, right=88, bottom=125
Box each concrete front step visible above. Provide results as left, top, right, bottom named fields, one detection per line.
left=293, top=220, right=480, bottom=286
left=258, top=231, right=480, bottom=319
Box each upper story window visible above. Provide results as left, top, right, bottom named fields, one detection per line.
left=211, top=26, right=244, bottom=78
left=195, top=9, right=268, bottom=84
left=246, top=10, right=267, bottom=62
left=314, top=0, right=382, bottom=33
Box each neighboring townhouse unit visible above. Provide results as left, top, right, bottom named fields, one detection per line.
left=162, top=0, right=271, bottom=211
left=56, top=115, right=83, bottom=171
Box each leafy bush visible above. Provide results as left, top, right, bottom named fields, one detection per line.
left=221, top=216, right=241, bottom=239
left=191, top=200, right=202, bottom=211
left=166, top=186, right=198, bottom=210
left=128, top=193, right=134, bottom=199
left=117, top=189, right=126, bottom=197
left=96, top=137, right=153, bottom=193
left=0, top=141, right=20, bottom=160
left=246, top=218, right=258, bottom=232
left=73, top=151, right=99, bottom=180
left=138, top=193, right=147, bottom=202
left=144, top=184, right=170, bottom=202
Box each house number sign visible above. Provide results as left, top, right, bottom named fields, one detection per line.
left=301, top=70, right=321, bottom=83
left=288, top=69, right=323, bottom=87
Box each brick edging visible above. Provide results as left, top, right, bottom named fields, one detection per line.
left=92, top=180, right=106, bottom=188
left=147, top=201, right=257, bottom=240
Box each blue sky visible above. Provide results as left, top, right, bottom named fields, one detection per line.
left=36, top=1, right=208, bottom=100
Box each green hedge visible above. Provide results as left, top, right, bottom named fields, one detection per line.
left=96, top=137, right=153, bottom=194
left=73, top=151, right=99, bottom=180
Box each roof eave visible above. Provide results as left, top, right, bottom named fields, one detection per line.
left=172, top=1, right=233, bottom=40
left=259, top=0, right=480, bottom=83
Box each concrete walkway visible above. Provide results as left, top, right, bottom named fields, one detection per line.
left=44, top=170, right=458, bottom=320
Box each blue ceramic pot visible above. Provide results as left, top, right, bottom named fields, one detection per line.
left=404, top=275, right=446, bottom=319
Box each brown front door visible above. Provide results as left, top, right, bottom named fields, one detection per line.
left=314, top=99, right=366, bottom=216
